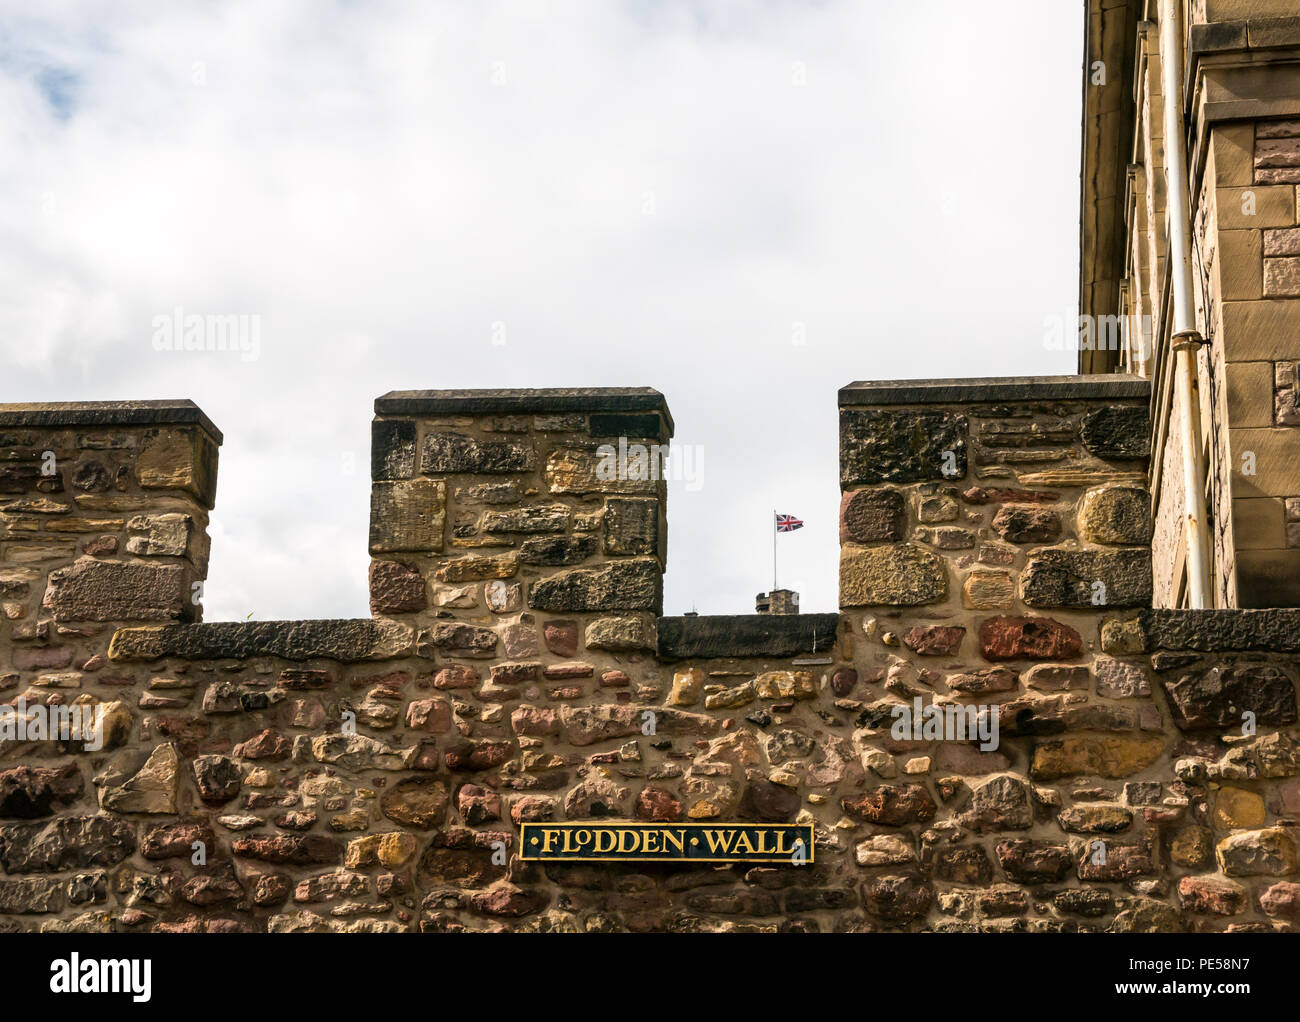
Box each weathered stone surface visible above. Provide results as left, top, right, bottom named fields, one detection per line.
left=0, top=877, right=63, bottom=914
left=978, top=616, right=1082, bottom=661
left=754, top=671, right=816, bottom=700
left=109, top=619, right=414, bottom=663
left=137, top=427, right=218, bottom=507
left=584, top=616, right=655, bottom=652
left=518, top=535, right=598, bottom=566
left=991, top=505, right=1061, bottom=544
left=1215, top=787, right=1266, bottom=830
left=1217, top=731, right=1300, bottom=780
left=840, top=544, right=947, bottom=607
left=1169, top=827, right=1214, bottom=868
left=481, top=506, right=569, bottom=534
left=1078, top=485, right=1151, bottom=545
left=0, top=816, right=135, bottom=873
left=346, top=832, right=418, bottom=869
left=854, top=833, right=916, bottom=867
left=429, top=622, right=498, bottom=659
left=604, top=498, right=660, bottom=557
left=948, top=666, right=1017, bottom=694
left=1109, top=897, right=1183, bottom=933
left=1093, top=655, right=1150, bottom=698
left=544, top=447, right=657, bottom=496
left=1080, top=405, right=1149, bottom=460
left=563, top=778, right=630, bottom=818
left=657, top=613, right=839, bottom=659
left=831, top=667, right=858, bottom=697
left=634, top=787, right=683, bottom=822
left=1020, top=547, right=1152, bottom=609
left=381, top=778, right=450, bottom=828
left=1141, top=608, right=1300, bottom=652
left=371, top=419, right=416, bottom=480
left=839, top=488, right=906, bottom=544
left=1178, top=876, right=1246, bottom=916
left=840, top=784, right=936, bottom=826
left=668, top=668, right=704, bottom=707
left=994, top=840, right=1072, bottom=883
left=434, top=553, right=517, bottom=583
left=962, top=570, right=1015, bottom=610
left=456, top=784, right=502, bottom=825
left=141, top=822, right=215, bottom=859
left=739, top=781, right=800, bottom=822
left=432, top=664, right=480, bottom=689
left=1161, top=664, right=1298, bottom=730
left=369, top=479, right=446, bottom=553
left=231, top=834, right=344, bottom=866
left=422, top=433, right=535, bottom=474
left=840, top=409, right=967, bottom=485
left=1076, top=841, right=1155, bottom=882
left=528, top=559, right=660, bottom=613
left=191, top=755, right=241, bottom=805
left=1259, top=881, right=1300, bottom=918
left=1216, top=828, right=1299, bottom=877
left=236, top=722, right=295, bottom=754
left=0, top=765, right=82, bottom=819
left=1058, top=804, right=1133, bottom=833
left=311, top=734, right=414, bottom=771
left=862, top=874, right=934, bottom=922
left=125, top=513, right=195, bottom=558
left=543, top=620, right=578, bottom=656
left=1024, top=664, right=1090, bottom=691
left=902, top=625, right=964, bottom=656
left=98, top=744, right=179, bottom=814
left=369, top=560, right=427, bottom=615
left=445, top=740, right=514, bottom=772
left=934, top=845, right=993, bottom=884
left=43, top=558, right=185, bottom=622
left=1029, top=735, right=1165, bottom=779
left=470, top=880, right=547, bottom=918
left=959, top=775, right=1033, bottom=833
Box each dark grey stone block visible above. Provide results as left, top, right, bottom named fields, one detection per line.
left=657, top=613, right=840, bottom=659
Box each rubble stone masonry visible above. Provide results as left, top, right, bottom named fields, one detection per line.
left=1, top=382, right=1298, bottom=932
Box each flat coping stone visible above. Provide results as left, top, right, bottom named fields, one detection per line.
left=839, top=375, right=1150, bottom=407
left=0, top=400, right=223, bottom=444
left=376, top=388, right=674, bottom=437
left=656, top=613, right=840, bottom=660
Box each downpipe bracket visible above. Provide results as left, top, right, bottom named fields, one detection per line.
left=1171, top=330, right=1206, bottom=353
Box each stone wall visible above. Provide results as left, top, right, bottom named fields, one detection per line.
left=1089, top=4, right=1300, bottom=608
left=0, top=384, right=1298, bottom=933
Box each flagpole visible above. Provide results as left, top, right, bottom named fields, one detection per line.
left=772, top=509, right=777, bottom=592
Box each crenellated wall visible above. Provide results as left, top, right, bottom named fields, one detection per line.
left=0, top=382, right=1297, bottom=933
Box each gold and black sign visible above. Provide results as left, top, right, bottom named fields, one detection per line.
left=519, top=822, right=814, bottom=863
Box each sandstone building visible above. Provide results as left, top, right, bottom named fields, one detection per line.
left=0, top=0, right=1299, bottom=932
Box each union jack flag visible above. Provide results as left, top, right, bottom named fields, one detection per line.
left=775, top=513, right=804, bottom=533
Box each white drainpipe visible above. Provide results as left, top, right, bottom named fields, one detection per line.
left=1159, top=0, right=1213, bottom=609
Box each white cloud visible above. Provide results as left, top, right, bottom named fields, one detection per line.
left=0, top=0, right=1084, bottom=620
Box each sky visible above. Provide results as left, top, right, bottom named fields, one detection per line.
left=0, top=0, right=1086, bottom=622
